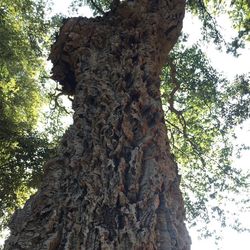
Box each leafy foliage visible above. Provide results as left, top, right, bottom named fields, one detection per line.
left=0, top=0, right=59, bottom=230
left=227, top=0, right=250, bottom=40
left=186, top=0, right=250, bottom=55
left=161, top=41, right=250, bottom=236
left=0, top=131, right=55, bottom=230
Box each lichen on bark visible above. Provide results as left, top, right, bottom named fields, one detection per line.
left=4, top=1, right=191, bottom=249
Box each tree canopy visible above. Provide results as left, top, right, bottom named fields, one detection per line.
left=163, top=41, right=250, bottom=237
left=0, top=0, right=59, bottom=232
left=0, top=0, right=249, bottom=245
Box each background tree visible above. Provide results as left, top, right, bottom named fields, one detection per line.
left=0, top=0, right=63, bottom=232
left=162, top=42, right=250, bottom=238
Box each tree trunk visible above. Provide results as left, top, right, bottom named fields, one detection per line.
left=4, top=1, right=190, bottom=249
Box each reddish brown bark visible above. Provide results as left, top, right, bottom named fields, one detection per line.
left=4, top=1, right=190, bottom=249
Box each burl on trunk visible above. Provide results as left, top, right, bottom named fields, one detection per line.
left=4, top=0, right=191, bottom=249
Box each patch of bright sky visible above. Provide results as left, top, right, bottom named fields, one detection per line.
left=49, top=0, right=93, bottom=17
left=183, top=12, right=250, bottom=80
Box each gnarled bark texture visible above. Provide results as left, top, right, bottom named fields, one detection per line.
left=4, top=0, right=191, bottom=249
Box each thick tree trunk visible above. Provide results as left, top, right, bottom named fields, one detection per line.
left=4, top=0, right=190, bottom=249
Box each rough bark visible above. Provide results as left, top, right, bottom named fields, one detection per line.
left=4, top=0, right=191, bottom=249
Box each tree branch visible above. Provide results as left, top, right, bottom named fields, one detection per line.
left=49, top=89, right=71, bottom=115
left=165, top=56, right=187, bottom=136
left=88, top=0, right=106, bottom=15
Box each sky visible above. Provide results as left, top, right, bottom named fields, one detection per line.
left=1, top=1, right=249, bottom=249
